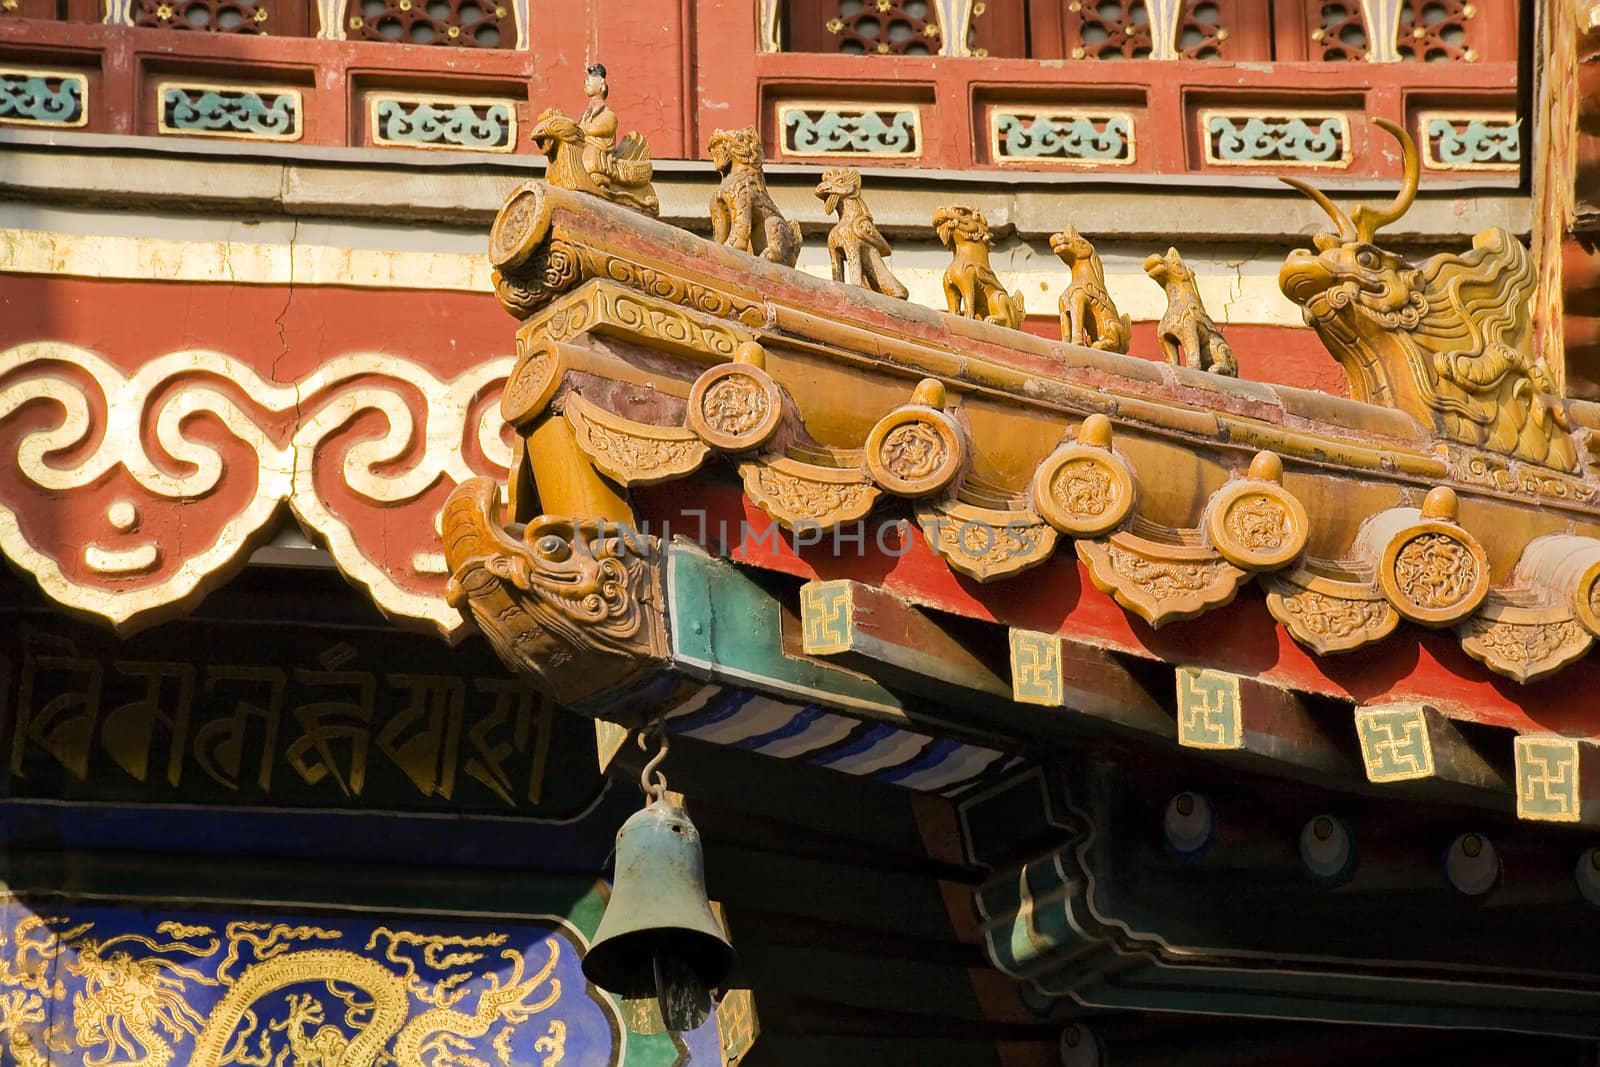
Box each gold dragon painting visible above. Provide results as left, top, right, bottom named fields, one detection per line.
left=0, top=905, right=615, bottom=1067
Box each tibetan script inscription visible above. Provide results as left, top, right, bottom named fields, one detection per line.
left=0, top=616, right=597, bottom=815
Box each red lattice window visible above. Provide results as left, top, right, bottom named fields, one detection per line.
left=346, top=0, right=510, bottom=46
left=819, top=0, right=940, bottom=55
left=1176, top=1, right=1223, bottom=57
left=126, top=0, right=306, bottom=31
left=134, top=0, right=268, bottom=33
left=1397, top=0, right=1474, bottom=62
left=1047, top=0, right=1152, bottom=60
left=1308, top=0, right=1366, bottom=60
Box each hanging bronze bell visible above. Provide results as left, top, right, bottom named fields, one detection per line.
left=582, top=796, right=737, bottom=1027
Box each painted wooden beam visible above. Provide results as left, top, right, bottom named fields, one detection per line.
left=1175, top=666, right=1356, bottom=778
left=1353, top=703, right=1508, bottom=798
left=800, top=579, right=1011, bottom=701
left=1009, top=629, right=1171, bottom=738
left=1515, top=735, right=1600, bottom=826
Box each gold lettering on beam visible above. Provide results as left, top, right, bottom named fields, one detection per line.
left=195, top=666, right=286, bottom=793
left=377, top=673, right=467, bottom=801
left=465, top=678, right=552, bottom=807
left=13, top=628, right=102, bottom=780
left=101, top=661, right=196, bottom=787
left=1, top=627, right=570, bottom=810
left=286, top=669, right=377, bottom=796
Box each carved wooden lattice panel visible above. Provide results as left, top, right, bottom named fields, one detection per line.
left=1177, top=0, right=1225, bottom=57
left=1308, top=0, right=1367, bottom=60
left=823, top=0, right=940, bottom=55
left=346, top=0, right=510, bottom=47
left=1064, top=0, right=1154, bottom=59
left=1397, top=0, right=1475, bottom=62
left=133, top=0, right=269, bottom=33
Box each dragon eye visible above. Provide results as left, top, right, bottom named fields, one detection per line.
left=1355, top=249, right=1379, bottom=269
left=533, top=535, right=570, bottom=561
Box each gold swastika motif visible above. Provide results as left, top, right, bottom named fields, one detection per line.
left=800, top=581, right=852, bottom=655
left=1516, top=736, right=1582, bottom=823
left=1355, top=706, right=1435, bottom=782
left=1175, top=667, right=1241, bottom=749
left=1009, top=630, right=1062, bottom=706
left=717, top=986, right=760, bottom=1064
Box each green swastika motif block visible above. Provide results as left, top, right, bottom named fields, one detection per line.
left=1516, top=736, right=1581, bottom=823
left=1009, top=630, right=1062, bottom=706
left=799, top=581, right=852, bottom=655
left=1355, top=706, right=1435, bottom=781
left=1175, top=667, right=1241, bottom=750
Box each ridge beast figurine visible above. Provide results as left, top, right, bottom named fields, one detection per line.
left=933, top=204, right=1024, bottom=330
left=708, top=125, right=802, bottom=266
left=1279, top=118, right=1576, bottom=470
left=1050, top=224, right=1130, bottom=353
left=529, top=62, right=659, bottom=216
left=816, top=167, right=908, bottom=299
left=1145, top=247, right=1238, bottom=377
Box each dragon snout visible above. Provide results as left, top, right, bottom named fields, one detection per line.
left=1278, top=251, right=1337, bottom=305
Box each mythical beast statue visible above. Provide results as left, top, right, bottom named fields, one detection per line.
left=708, top=125, right=802, bottom=266
left=817, top=167, right=908, bottom=299
left=1145, top=247, right=1236, bottom=376
left=934, top=204, right=1024, bottom=330
left=1279, top=118, right=1577, bottom=471
left=1050, top=224, right=1130, bottom=353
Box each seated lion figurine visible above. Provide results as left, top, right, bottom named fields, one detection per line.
left=708, top=126, right=801, bottom=267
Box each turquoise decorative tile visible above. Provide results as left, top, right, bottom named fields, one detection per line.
left=0, top=69, right=87, bottom=128
left=371, top=93, right=517, bottom=152
left=1420, top=111, right=1520, bottom=171
left=778, top=104, right=921, bottom=157
left=1202, top=111, right=1350, bottom=167
left=992, top=111, right=1133, bottom=165
left=1175, top=667, right=1240, bottom=749
left=158, top=83, right=301, bottom=141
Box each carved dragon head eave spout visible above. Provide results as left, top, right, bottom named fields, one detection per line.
left=1277, top=117, right=1422, bottom=310
left=441, top=477, right=669, bottom=711
left=1274, top=119, right=1580, bottom=471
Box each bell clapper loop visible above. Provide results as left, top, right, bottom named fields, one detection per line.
left=637, top=718, right=670, bottom=802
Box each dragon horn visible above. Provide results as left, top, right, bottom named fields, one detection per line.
left=1351, top=117, right=1420, bottom=243
left=1279, top=176, right=1356, bottom=242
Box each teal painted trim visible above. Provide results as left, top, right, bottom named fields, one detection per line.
left=782, top=107, right=918, bottom=155
left=1208, top=115, right=1345, bottom=163
left=665, top=544, right=908, bottom=718
left=979, top=847, right=1104, bottom=984
left=995, top=113, right=1130, bottom=161
left=0, top=73, right=84, bottom=126
left=980, top=761, right=1600, bottom=1037
left=1427, top=117, right=1521, bottom=167
left=376, top=99, right=513, bottom=149
left=161, top=87, right=299, bottom=138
